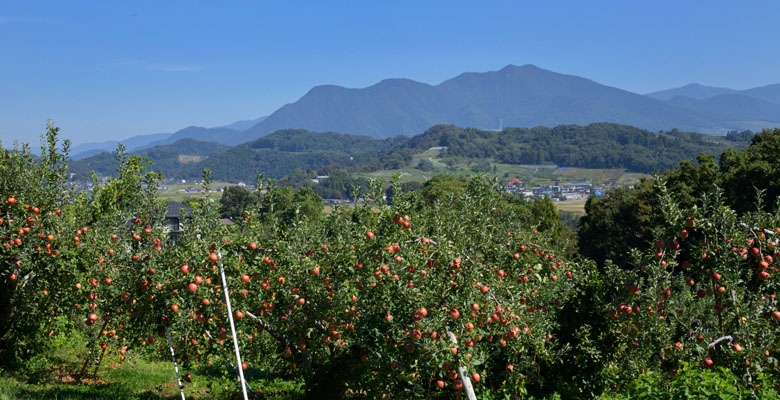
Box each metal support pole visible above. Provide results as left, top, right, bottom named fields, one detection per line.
left=446, top=330, right=478, bottom=400
left=218, top=251, right=249, bottom=400
left=165, top=325, right=186, bottom=400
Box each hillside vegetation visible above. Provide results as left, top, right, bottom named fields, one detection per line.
left=403, top=123, right=742, bottom=173
left=69, top=123, right=749, bottom=184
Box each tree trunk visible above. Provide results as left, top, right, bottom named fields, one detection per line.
left=302, top=350, right=362, bottom=400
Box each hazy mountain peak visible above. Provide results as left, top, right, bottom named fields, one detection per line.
left=371, top=77, right=430, bottom=88
left=499, top=63, right=543, bottom=72
left=219, top=116, right=268, bottom=131
left=645, top=83, right=737, bottom=101
left=304, top=84, right=353, bottom=97
left=742, top=83, right=780, bottom=104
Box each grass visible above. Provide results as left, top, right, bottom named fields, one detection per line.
left=177, top=155, right=203, bottom=164
left=0, top=357, right=196, bottom=400
left=555, top=199, right=588, bottom=214
left=158, top=192, right=223, bottom=202
left=157, top=180, right=234, bottom=201
left=0, top=357, right=304, bottom=400
left=0, top=326, right=303, bottom=400
left=360, top=159, right=650, bottom=189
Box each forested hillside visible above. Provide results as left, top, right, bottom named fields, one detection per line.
left=68, top=123, right=749, bottom=183
left=405, top=123, right=745, bottom=173
left=196, top=130, right=406, bottom=181
left=68, top=138, right=231, bottom=180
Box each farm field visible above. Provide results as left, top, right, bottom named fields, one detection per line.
left=554, top=198, right=588, bottom=214
left=362, top=150, right=649, bottom=202
left=157, top=181, right=234, bottom=202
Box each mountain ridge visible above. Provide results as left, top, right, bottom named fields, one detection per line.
left=240, top=64, right=777, bottom=140
left=69, top=65, right=780, bottom=154
left=645, top=83, right=739, bottom=100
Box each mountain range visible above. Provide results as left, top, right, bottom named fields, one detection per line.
left=70, top=64, right=780, bottom=158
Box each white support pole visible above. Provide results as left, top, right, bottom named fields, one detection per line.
left=446, top=330, right=478, bottom=400
left=165, top=325, right=186, bottom=400
left=218, top=251, right=249, bottom=400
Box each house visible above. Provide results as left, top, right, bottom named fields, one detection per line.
left=218, top=218, right=235, bottom=226
left=165, top=201, right=236, bottom=244
left=165, top=201, right=191, bottom=244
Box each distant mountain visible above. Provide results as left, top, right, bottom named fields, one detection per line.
left=645, top=83, right=738, bottom=101
left=141, top=126, right=242, bottom=148
left=239, top=64, right=749, bottom=140
left=240, top=79, right=447, bottom=140
left=71, top=148, right=110, bottom=160
left=741, top=84, right=780, bottom=105
left=648, top=83, right=780, bottom=105
left=70, top=116, right=266, bottom=159
left=69, top=138, right=230, bottom=179
left=667, top=94, right=780, bottom=129
left=70, top=133, right=171, bottom=159
left=219, top=116, right=268, bottom=131
left=67, top=66, right=780, bottom=149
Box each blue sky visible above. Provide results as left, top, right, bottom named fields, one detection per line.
left=1, top=1, right=778, bottom=146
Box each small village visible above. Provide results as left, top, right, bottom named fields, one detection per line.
left=503, top=178, right=605, bottom=201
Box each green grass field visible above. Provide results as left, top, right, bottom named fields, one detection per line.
left=157, top=180, right=233, bottom=202
left=554, top=198, right=588, bottom=214
left=0, top=328, right=302, bottom=399
left=361, top=152, right=650, bottom=189
left=0, top=359, right=303, bottom=400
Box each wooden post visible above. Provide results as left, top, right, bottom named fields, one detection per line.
left=165, top=325, right=186, bottom=400
left=245, top=311, right=289, bottom=345
left=218, top=252, right=249, bottom=400
left=90, top=344, right=108, bottom=378
left=77, top=317, right=110, bottom=382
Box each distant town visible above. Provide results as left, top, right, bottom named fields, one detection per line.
left=503, top=179, right=605, bottom=202
left=67, top=175, right=610, bottom=205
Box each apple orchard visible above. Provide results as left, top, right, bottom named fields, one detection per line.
left=2, top=125, right=780, bottom=399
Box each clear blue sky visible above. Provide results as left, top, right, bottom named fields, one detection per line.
left=1, top=1, right=778, bottom=146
